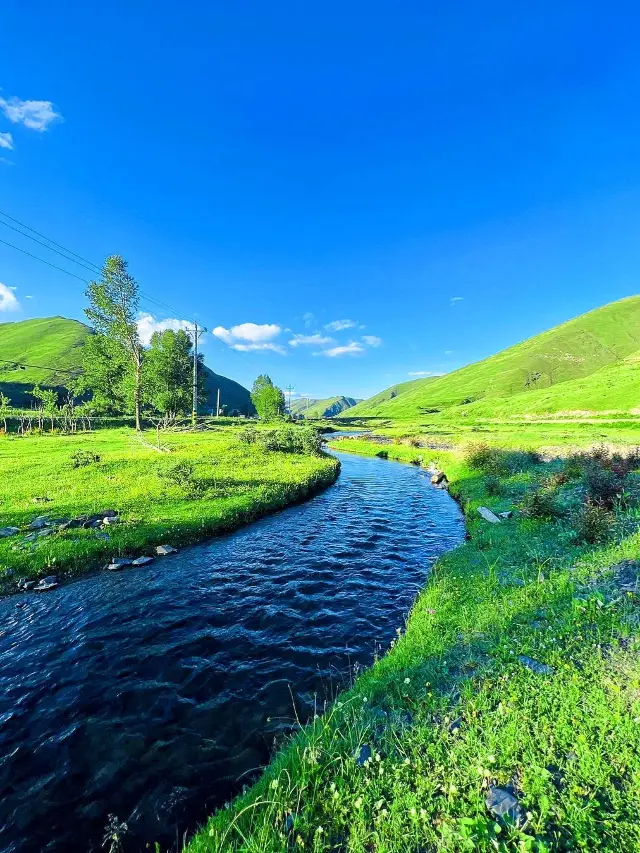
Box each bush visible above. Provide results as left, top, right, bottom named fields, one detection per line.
left=161, top=460, right=199, bottom=494
left=484, top=475, right=502, bottom=497
left=466, top=443, right=541, bottom=476
left=572, top=501, right=614, bottom=544
left=376, top=450, right=389, bottom=459
left=238, top=425, right=258, bottom=445
left=519, top=487, right=559, bottom=520
left=70, top=450, right=101, bottom=468
left=256, top=425, right=323, bottom=456
left=583, top=464, right=623, bottom=510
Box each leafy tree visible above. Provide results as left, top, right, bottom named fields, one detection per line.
left=84, top=255, right=144, bottom=430
left=144, top=329, right=202, bottom=418
left=0, top=392, right=12, bottom=433
left=79, top=333, right=132, bottom=414
left=250, top=374, right=285, bottom=421
left=31, top=385, right=57, bottom=432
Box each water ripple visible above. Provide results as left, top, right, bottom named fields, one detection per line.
left=0, top=450, right=464, bottom=853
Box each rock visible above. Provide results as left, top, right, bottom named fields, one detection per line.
left=23, top=580, right=36, bottom=590
left=107, top=557, right=133, bottom=570
left=430, top=471, right=449, bottom=487
left=98, top=510, right=118, bottom=519
left=101, top=516, right=119, bottom=526
left=131, top=556, right=154, bottom=566
left=156, top=545, right=178, bottom=556
left=37, top=528, right=54, bottom=537
left=498, top=511, right=514, bottom=519
left=486, top=786, right=524, bottom=826
left=29, top=517, right=51, bottom=530
left=23, top=533, right=38, bottom=543
left=284, top=813, right=296, bottom=834
left=518, top=655, right=554, bottom=675
left=0, top=527, right=20, bottom=538
left=354, top=744, right=372, bottom=766
left=34, top=576, right=59, bottom=591
left=447, top=717, right=462, bottom=733
left=477, top=506, right=502, bottom=524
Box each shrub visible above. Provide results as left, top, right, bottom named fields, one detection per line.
left=376, top=450, right=389, bottom=459
left=572, top=501, right=614, bottom=544
left=238, top=425, right=258, bottom=445
left=583, top=465, right=623, bottom=510
left=484, top=475, right=502, bottom=497
left=466, top=443, right=541, bottom=476
left=161, top=460, right=198, bottom=493
left=70, top=450, right=101, bottom=468
left=519, top=487, right=559, bottom=519
left=256, top=425, right=323, bottom=456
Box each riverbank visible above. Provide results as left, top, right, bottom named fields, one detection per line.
left=0, top=426, right=339, bottom=593
left=190, top=436, right=640, bottom=851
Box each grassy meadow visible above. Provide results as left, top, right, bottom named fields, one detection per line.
left=0, top=425, right=339, bottom=589
left=190, top=431, right=640, bottom=852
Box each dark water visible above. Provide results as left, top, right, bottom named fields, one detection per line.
left=0, top=451, right=464, bottom=853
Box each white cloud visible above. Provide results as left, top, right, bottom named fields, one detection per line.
left=0, top=96, right=62, bottom=131
left=362, top=335, right=382, bottom=347
left=0, top=282, right=20, bottom=312
left=444, top=349, right=454, bottom=355
left=0, top=156, right=13, bottom=166
left=450, top=296, right=464, bottom=305
left=213, top=322, right=285, bottom=354
left=289, top=333, right=335, bottom=347
left=0, top=132, right=13, bottom=150
left=25, top=295, right=33, bottom=299
left=315, top=341, right=364, bottom=358
left=325, top=319, right=358, bottom=332
left=302, top=312, right=316, bottom=328
left=408, top=370, right=442, bottom=377
left=136, top=312, right=192, bottom=346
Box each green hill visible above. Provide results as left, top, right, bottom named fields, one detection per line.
left=290, top=395, right=360, bottom=418
left=348, top=296, right=640, bottom=419
left=0, top=316, right=253, bottom=414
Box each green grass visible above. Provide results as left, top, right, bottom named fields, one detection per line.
left=188, top=436, right=640, bottom=852
left=290, top=396, right=360, bottom=418
left=347, top=295, right=640, bottom=420
left=0, top=426, right=339, bottom=588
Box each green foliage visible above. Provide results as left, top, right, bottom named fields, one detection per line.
left=144, top=329, right=201, bottom=417
left=571, top=500, right=614, bottom=544
left=466, top=443, right=541, bottom=476
left=289, top=395, right=360, bottom=418
left=251, top=374, right=286, bottom=421
left=519, top=486, right=559, bottom=519
left=484, top=474, right=502, bottom=496
left=0, top=392, right=12, bottom=430
left=84, top=255, right=144, bottom=429
left=70, top=450, right=101, bottom=468
left=255, top=425, right=323, bottom=455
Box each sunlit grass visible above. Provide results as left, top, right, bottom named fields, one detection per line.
left=189, top=439, right=640, bottom=852
left=0, top=426, right=339, bottom=585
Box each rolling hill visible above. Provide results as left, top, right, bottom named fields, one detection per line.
left=348, top=296, right=640, bottom=419
left=0, top=316, right=253, bottom=414
left=289, top=395, right=360, bottom=418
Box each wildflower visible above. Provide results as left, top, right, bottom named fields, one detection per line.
left=354, top=797, right=363, bottom=808
left=404, top=677, right=411, bottom=685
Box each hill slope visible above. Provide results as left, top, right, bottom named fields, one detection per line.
left=348, top=296, right=640, bottom=419
left=0, top=317, right=253, bottom=413
left=290, top=395, right=360, bottom=418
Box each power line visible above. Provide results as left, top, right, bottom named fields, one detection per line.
left=0, top=357, right=84, bottom=376
left=0, top=217, right=102, bottom=276
left=0, top=209, right=260, bottom=370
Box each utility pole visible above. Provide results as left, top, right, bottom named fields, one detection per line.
left=286, top=384, right=294, bottom=415
left=187, top=322, right=207, bottom=428
left=216, top=388, right=220, bottom=417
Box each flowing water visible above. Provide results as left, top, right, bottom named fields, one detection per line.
left=0, top=451, right=464, bottom=852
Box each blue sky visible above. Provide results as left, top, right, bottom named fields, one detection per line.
left=1, top=1, right=640, bottom=400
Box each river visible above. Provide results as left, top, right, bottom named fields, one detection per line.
left=0, top=450, right=464, bottom=852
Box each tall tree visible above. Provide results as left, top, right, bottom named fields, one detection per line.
left=84, top=256, right=144, bottom=430
left=251, top=374, right=286, bottom=420
left=144, top=328, right=203, bottom=418
left=0, top=392, right=12, bottom=433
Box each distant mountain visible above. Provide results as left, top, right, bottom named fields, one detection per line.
left=0, top=316, right=253, bottom=414
left=348, top=296, right=640, bottom=419
left=290, top=395, right=361, bottom=418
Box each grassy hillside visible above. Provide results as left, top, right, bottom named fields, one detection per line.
left=0, top=316, right=253, bottom=413
left=290, top=395, right=360, bottom=418
left=349, top=296, right=640, bottom=419
left=0, top=316, right=89, bottom=404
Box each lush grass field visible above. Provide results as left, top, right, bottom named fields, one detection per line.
left=347, top=296, right=640, bottom=420
left=0, top=426, right=339, bottom=589
left=190, top=435, right=640, bottom=852
left=289, top=396, right=360, bottom=418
